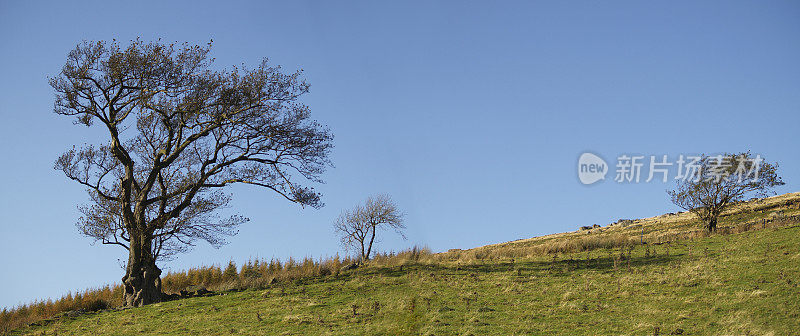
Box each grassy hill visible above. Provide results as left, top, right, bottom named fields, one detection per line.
left=9, top=193, right=800, bottom=335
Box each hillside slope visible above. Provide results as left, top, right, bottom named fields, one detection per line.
left=14, top=193, right=800, bottom=335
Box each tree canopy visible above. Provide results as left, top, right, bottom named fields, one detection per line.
left=51, top=39, right=333, bottom=306
left=668, top=152, right=783, bottom=232
left=334, top=194, right=405, bottom=262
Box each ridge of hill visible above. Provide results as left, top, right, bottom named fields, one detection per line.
left=9, top=192, right=800, bottom=335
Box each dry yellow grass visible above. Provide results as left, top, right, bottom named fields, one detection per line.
left=433, top=192, right=800, bottom=264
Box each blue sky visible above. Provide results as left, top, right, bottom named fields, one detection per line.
left=0, top=1, right=798, bottom=308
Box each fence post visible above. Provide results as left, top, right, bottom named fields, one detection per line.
left=640, top=225, right=644, bottom=244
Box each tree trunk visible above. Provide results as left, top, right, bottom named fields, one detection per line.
left=365, top=226, right=376, bottom=261
left=706, top=217, right=717, bottom=232
left=359, top=244, right=366, bottom=264
left=122, top=232, right=162, bottom=307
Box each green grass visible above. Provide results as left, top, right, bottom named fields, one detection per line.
left=17, top=224, right=800, bottom=335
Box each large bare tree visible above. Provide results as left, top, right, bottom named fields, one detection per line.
left=334, top=194, right=405, bottom=262
left=50, top=39, right=333, bottom=306
left=668, top=152, right=783, bottom=232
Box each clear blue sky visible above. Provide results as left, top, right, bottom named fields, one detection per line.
left=0, top=1, right=798, bottom=309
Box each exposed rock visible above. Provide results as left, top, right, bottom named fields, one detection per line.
left=64, top=309, right=86, bottom=318
left=161, top=293, right=181, bottom=301
left=341, top=263, right=360, bottom=271
left=193, top=288, right=211, bottom=296
left=174, top=286, right=213, bottom=298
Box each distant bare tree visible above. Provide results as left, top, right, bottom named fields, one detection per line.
left=50, top=39, right=333, bottom=306
left=334, top=194, right=405, bottom=262
left=668, top=152, right=783, bottom=232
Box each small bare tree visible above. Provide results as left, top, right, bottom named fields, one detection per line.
left=668, top=152, right=783, bottom=232
left=334, top=194, right=405, bottom=262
